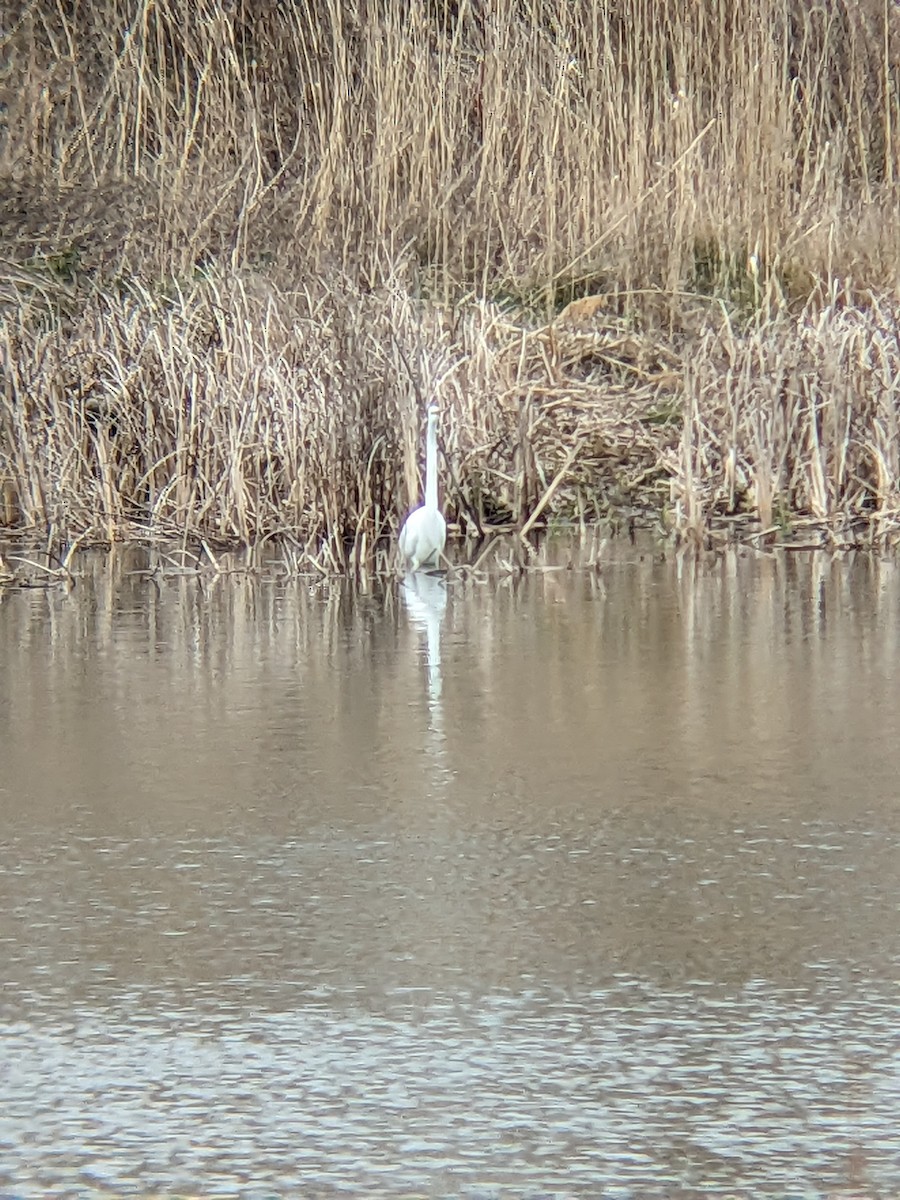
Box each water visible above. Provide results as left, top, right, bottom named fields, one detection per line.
left=1, top=541, right=899, bottom=1197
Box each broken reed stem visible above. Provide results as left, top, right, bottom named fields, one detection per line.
left=520, top=438, right=583, bottom=540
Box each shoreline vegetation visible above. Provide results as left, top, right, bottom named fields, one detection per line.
left=2, top=0, right=900, bottom=576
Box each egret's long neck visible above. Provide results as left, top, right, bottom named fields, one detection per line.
left=424, top=411, right=439, bottom=510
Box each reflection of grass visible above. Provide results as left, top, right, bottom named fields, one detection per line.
left=1, top=0, right=899, bottom=564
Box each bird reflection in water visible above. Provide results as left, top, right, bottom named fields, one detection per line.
left=400, top=570, right=447, bottom=740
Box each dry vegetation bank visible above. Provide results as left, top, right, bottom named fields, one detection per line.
left=2, top=0, right=900, bottom=569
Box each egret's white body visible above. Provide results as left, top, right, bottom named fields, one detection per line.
left=399, top=403, right=446, bottom=572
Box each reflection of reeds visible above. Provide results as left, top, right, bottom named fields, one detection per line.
left=1, top=0, right=899, bottom=562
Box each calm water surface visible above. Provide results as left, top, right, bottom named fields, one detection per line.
left=1, top=541, right=899, bottom=1198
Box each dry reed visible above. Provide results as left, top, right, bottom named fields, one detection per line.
left=2, top=0, right=900, bottom=567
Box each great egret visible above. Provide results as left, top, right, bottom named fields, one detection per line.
left=398, top=403, right=446, bottom=572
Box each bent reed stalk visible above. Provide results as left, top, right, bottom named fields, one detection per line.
left=2, top=0, right=900, bottom=566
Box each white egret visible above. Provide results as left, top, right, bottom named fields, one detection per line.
left=398, top=402, right=446, bottom=572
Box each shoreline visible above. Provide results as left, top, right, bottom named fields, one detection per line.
left=1, top=513, right=895, bottom=593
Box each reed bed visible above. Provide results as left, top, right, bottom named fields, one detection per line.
left=675, top=288, right=900, bottom=546
left=2, top=0, right=900, bottom=568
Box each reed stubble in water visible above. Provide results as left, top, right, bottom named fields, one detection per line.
left=1, top=0, right=900, bottom=565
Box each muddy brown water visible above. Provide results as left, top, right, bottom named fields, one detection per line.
left=1, top=542, right=899, bottom=1197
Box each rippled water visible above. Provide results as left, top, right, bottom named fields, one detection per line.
left=1, top=541, right=899, bottom=1197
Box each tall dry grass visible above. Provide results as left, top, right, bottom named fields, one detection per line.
left=1, top=0, right=900, bottom=563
